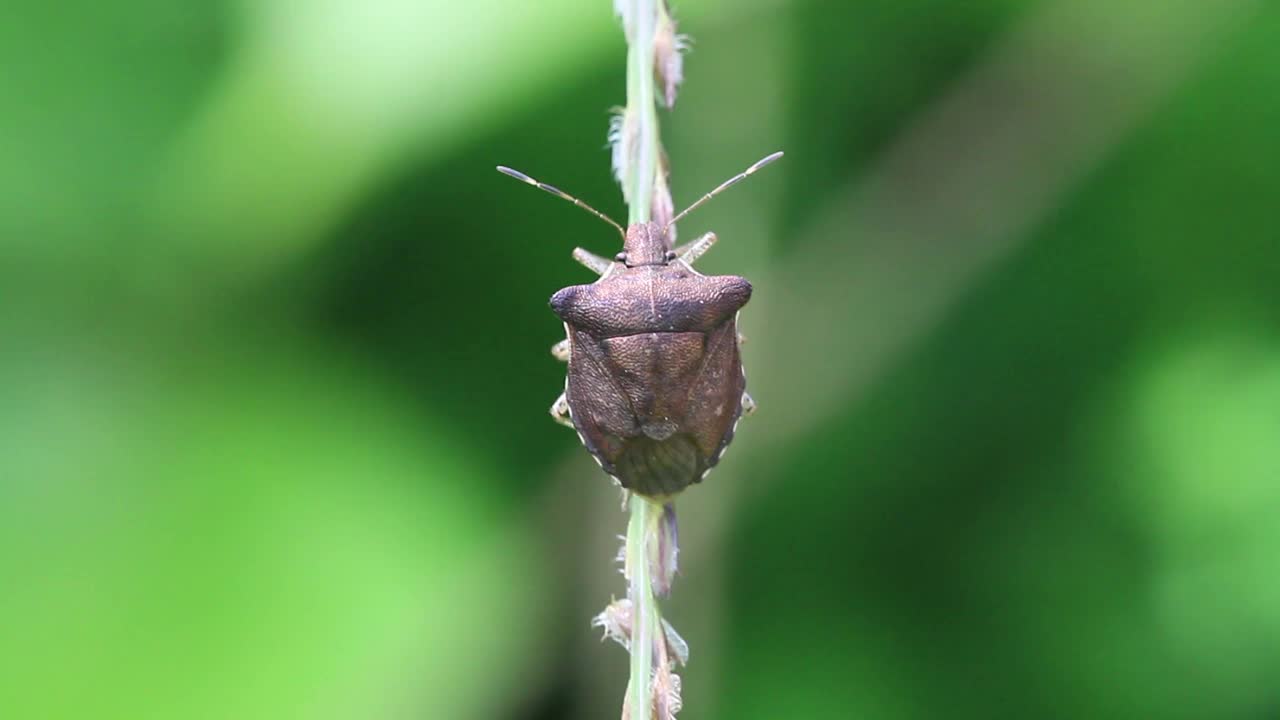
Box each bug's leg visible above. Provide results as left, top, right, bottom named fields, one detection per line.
left=551, top=338, right=570, bottom=362
left=737, top=331, right=748, bottom=345
left=674, top=232, right=717, bottom=266
left=741, top=392, right=757, bottom=416
left=550, top=392, right=574, bottom=427
left=572, top=247, right=613, bottom=276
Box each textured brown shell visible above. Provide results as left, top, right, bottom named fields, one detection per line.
left=551, top=261, right=751, bottom=497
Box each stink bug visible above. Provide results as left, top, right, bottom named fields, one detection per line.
left=497, top=152, right=782, bottom=498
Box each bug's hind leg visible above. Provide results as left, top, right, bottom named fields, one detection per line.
left=550, top=392, right=574, bottom=427
left=551, top=338, right=570, bottom=362
left=674, top=232, right=717, bottom=266
left=572, top=247, right=614, bottom=276
left=741, top=392, right=757, bottom=416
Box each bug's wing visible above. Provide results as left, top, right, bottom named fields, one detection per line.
left=564, top=327, right=639, bottom=474
left=680, top=317, right=746, bottom=474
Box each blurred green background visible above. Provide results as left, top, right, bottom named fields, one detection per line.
left=3, top=0, right=1278, bottom=718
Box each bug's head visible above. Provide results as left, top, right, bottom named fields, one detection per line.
left=619, top=221, right=673, bottom=267
left=497, top=151, right=783, bottom=268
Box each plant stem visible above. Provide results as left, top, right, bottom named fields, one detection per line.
left=624, top=0, right=659, bottom=225
left=621, top=1, right=666, bottom=716
left=626, top=493, right=659, bottom=717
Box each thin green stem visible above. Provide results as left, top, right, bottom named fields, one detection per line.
left=626, top=493, right=659, bottom=717
left=622, top=1, right=664, bottom=716
left=625, top=0, right=659, bottom=225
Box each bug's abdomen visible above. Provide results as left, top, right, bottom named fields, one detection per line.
left=562, top=316, right=747, bottom=498
left=615, top=434, right=701, bottom=497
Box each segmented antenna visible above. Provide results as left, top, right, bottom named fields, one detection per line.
left=497, top=166, right=626, bottom=240
left=666, top=151, right=784, bottom=230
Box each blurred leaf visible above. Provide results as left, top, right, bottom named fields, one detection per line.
left=0, top=334, right=547, bottom=720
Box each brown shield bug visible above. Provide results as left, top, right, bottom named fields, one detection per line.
left=497, top=152, right=782, bottom=498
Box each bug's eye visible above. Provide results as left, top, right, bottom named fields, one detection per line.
left=615, top=252, right=627, bottom=262
left=664, top=251, right=677, bottom=261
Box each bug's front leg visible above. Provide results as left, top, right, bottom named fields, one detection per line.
left=550, top=392, right=574, bottom=427
left=551, top=338, right=570, bottom=362
left=572, top=247, right=614, bottom=276
left=674, top=232, right=717, bottom=266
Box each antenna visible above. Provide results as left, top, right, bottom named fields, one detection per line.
left=666, top=151, right=784, bottom=231
left=497, top=166, right=626, bottom=240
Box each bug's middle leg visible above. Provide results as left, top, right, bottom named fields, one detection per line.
left=551, top=338, right=570, bottom=362
left=550, top=392, right=574, bottom=427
